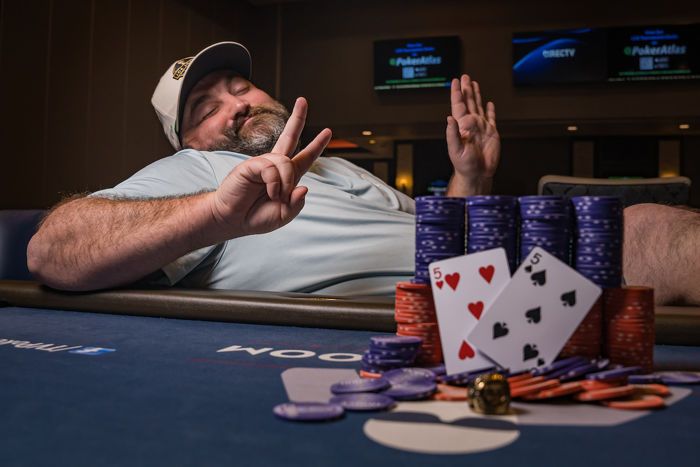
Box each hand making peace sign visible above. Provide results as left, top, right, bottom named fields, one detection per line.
left=211, top=97, right=332, bottom=237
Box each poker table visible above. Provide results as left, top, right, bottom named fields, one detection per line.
left=2, top=280, right=700, bottom=467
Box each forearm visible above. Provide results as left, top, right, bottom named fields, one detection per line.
left=446, top=173, right=492, bottom=197
left=27, top=192, right=221, bottom=291
left=623, top=203, right=700, bottom=305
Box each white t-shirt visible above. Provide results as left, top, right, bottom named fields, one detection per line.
left=92, top=150, right=416, bottom=295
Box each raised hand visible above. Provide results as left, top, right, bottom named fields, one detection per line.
left=446, top=74, right=500, bottom=196
left=211, top=97, right=332, bottom=237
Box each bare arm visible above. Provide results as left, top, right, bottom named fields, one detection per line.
left=28, top=98, right=332, bottom=291
left=445, top=75, right=500, bottom=197
left=27, top=193, right=220, bottom=290
left=624, top=203, right=700, bottom=305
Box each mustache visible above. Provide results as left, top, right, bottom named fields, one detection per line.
left=232, top=104, right=290, bottom=135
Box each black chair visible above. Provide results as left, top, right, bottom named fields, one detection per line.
left=0, top=210, right=45, bottom=280
left=538, top=175, right=691, bottom=207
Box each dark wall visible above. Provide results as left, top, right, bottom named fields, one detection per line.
left=0, top=0, right=274, bottom=209
left=279, top=0, right=700, bottom=128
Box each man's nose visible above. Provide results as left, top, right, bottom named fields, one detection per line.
left=226, top=95, right=250, bottom=118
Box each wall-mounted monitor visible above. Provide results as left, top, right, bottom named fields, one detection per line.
left=374, top=36, right=460, bottom=91
left=607, top=25, right=700, bottom=82
left=512, top=28, right=607, bottom=85
left=512, top=24, right=700, bottom=85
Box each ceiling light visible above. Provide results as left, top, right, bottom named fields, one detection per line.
left=368, top=139, right=376, bottom=145
left=679, top=124, right=690, bottom=130
left=567, top=125, right=578, bottom=132
left=362, top=130, right=373, bottom=136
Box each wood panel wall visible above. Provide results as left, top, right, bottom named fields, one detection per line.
left=0, top=0, right=272, bottom=209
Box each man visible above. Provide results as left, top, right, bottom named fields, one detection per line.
left=27, top=42, right=699, bottom=304
left=27, top=42, right=495, bottom=295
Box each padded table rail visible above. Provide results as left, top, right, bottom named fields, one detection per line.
left=0, top=280, right=699, bottom=343
left=0, top=280, right=395, bottom=331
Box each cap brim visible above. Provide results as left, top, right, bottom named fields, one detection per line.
left=176, top=42, right=252, bottom=142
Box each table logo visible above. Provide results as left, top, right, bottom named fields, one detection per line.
left=0, top=337, right=116, bottom=355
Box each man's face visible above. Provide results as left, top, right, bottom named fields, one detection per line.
left=180, top=70, right=289, bottom=155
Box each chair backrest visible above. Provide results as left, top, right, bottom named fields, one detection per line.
left=0, top=210, right=46, bottom=280
left=538, top=175, right=691, bottom=207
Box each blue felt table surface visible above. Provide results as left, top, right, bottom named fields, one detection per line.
left=1, top=306, right=698, bottom=467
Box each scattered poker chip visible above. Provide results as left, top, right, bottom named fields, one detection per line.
left=273, top=402, right=345, bottom=422
left=434, top=384, right=469, bottom=401
left=575, top=385, right=635, bottom=402
left=329, top=393, right=396, bottom=412
left=602, top=394, right=666, bottom=410
left=359, top=370, right=383, bottom=379
left=382, top=381, right=437, bottom=401
left=632, top=384, right=672, bottom=397
left=628, top=374, right=663, bottom=384
left=507, top=372, right=535, bottom=385
left=657, top=371, right=700, bottom=385
left=523, top=381, right=585, bottom=400
left=559, top=363, right=602, bottom=382
left=383, top=367, right=436, bottom=385
left=423, top=364, right=446, bottom=376
left=330, top=376, right=390, bottom=394
left=532, top=356, right=587, bottom=376
left=580, top=379, right=621, bottom=391
left=509, top=375, right=546, bottom=389
left=510, top=379, right=560, bottom=398
left=586, top=366, right=642, bottom=381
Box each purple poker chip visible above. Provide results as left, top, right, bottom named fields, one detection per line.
left=657, top=371, right=700, bottom=385
left=628, top=374, right=664, bottom=384
left=330, top=376, right=391, bottom=394
left=423, top=364, right=447, bottom=377
left=273, top=402, right=344, bottom=422
left=370, top=336, right=422, bottom=349
left=532, top=356, right=587, bottom=376
left=382, top=381, right=437, bottom=401
left=383, top=367, right=436, bottom=385
left=585, top=366, right=642, bottom=381
left=329, top=393, right=396, bottom=412
left=559, top=363, right=600, bottom=382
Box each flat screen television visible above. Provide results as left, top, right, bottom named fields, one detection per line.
left=512, top=28, right=607, bottom=85
left=374, top=36, right=460, bottom=91
left=607, top=24, right=700, bottom=82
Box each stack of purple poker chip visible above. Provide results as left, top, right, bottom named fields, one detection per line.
left=466, top=196, right=518, bottom=273
left=361, top=336, right=423, bottom=373
left=518, top=196, right=572, bottom=265
left=414, top=196, right=466, bottom=284
left=571, top=196, right=623, bottom=288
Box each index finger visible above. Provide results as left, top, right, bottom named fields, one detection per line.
left=291, top=128, right=332, bottom=181
left=271, top=97, right=308, bottom=156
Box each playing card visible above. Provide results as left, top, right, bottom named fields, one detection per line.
left=429, top=248, right=511, bottom=375
left=467, top=247, right=602, bottom=372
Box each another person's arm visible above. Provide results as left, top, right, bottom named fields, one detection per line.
left=624, top=203, right=700, bottom=305
left=445, top=74, right=500, bottom=197
left=28, top=98, right=331, bottom=291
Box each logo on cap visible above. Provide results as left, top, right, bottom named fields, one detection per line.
left=172, top=57, right=193, bottom=80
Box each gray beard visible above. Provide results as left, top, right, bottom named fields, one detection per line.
left=207, top=102, right=290, bottom=155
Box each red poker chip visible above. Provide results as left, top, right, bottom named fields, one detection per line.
left=602, top=394, right=665, bottom=410
left=575, top=385, right=635, bottom=402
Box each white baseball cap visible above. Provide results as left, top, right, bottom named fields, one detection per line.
left=151, top=41, right=252, bottom=150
